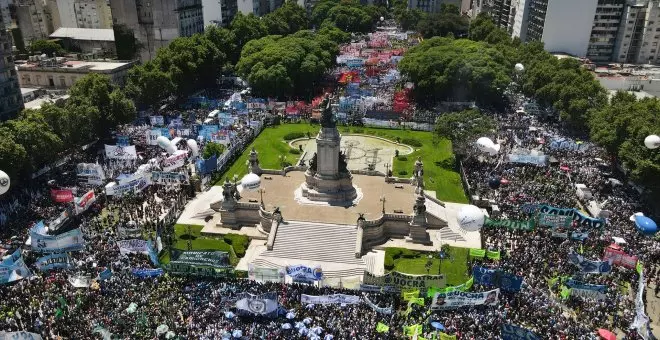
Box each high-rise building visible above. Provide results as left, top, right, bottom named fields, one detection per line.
left=0, top=11, right=24, bottom=120
left=238, top=0, right=282, bottom=16
left=202, top=0, right=222, bottom=27
left=108, top=0, right=203, bottom=61
left=15, top=0, right=54, bottom=46
left=613, top=0, right=660, bottom=64
left=408, top=0, right=460, bottom=13
left=48, top=0, right=112, bottom=29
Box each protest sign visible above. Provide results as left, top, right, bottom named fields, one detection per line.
left=432, top=289, right=500, bottom=309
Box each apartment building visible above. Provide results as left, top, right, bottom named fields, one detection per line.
left=408, top=0, right=460, bottom=13
left=48, top=0, right=112, bottom=29
left=0, top=15, right=24, bottom=120
left=15, top=0, right=54, bottom=46
left=613, top=0, right=660, bottom=64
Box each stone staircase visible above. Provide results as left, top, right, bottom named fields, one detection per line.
left=437, top=227, right=466, bottom=242
left=251, top=258, right=365, bottom=279
left=262, top=220, right=365, bottom=265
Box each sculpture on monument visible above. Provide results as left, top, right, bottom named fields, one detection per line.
left=299, top=94, right=358, bottom=205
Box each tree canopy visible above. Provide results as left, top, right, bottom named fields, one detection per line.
left=311, top=0, right=381, bottom=33
left=262, top=2, right=309, bottom=36
left=416, top=4, right=468, bottom=39
left=435, top=109, right=496, bottom=155
left=29, top=40, right=64, bottom=57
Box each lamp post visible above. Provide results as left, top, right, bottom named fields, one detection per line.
left=380, top=195, right=386, bottom=214
left=425, top=254, right=433, bottom=274
left=384, top=162, right=391, bottom=177
left=258, top=188, right=266, bottom=207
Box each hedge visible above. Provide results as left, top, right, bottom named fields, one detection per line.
left=283, top=132, right=306, bottom=141
left=401, top=138, right=423, bottom=147
left=289, top=148, right=301, bottom=154
left=384, top=254, right=395, bottom=270
left=223, top=234, right=249, bottom=258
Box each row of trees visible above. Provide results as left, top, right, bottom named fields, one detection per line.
left=0, top=74, right=136, bottom=183
left=392, top=2, right=468, bottom=39
left=126, top=1, right=382, bottom=108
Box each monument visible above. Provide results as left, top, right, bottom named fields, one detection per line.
left=299, top=95, right=359, bottom=205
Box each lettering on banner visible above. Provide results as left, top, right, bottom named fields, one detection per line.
left=364, top=271, right=445, bottom=292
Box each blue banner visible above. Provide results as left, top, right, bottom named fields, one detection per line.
left=568, top=250, right=612, bottom=274
left=473, top=266, right=523, bottom=292
left=537, top=205, right=605, bottom=229
left=501, top=324, right=540, bottom=340
left=199, top=125, right=219, bottom=142
left=35, top=253, right=73, bottom=271
left=99, top=268, right=112, bottom=281
left=196, top=155, right=218, bottom=175
left=148, top=241, right=160, bottom=267
left=286, top=265, right=323, bottom=281
left=132, top=268, right=164, bottom=278
left=116, top=135, right=129, bottom=147
left=30, top=222, right=85, bottom=253
left=565, top=279, right=607, bottom=293
left=0, top=250, right=31, bottom=285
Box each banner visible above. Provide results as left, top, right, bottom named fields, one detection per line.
left=0, top=331, right=43, bottom=340
left=236, top=292, right=279, bottom=317
left=564, top=279, right=607, bottom=293
left=501, top=324, right=540, bottom=340
left=538, top=213, right=571, bottom=228
left=151, top=171, right=189, bottom=185
left=35, top=253, right=73, bottom=271
left=0, top=250, right=30, bottom=285
left=508, top=153, right=547, bottom=166
left=300, top=294, right=361, bottom=305
left=427, top=277, right=473, bottom=297
left=50, top=188, right=74, bottom=203
left=30, top=224, right=85, bottom=253
left=537, top=205, right=605, bottom=229
left=146, top=128, right=171, bottom=145
left=105, top=176, right=149, bottom=197
left=248, top=264, right=285, bottom=283
left=76, top=163, right=105, bottom=186
left=162, top=150, right=188, bottom=171
left=116, top=135, right=129, bottom=146
left=568, top=250, right=612, bottom=274
left=74, top=190, right=96, bottom=215
left=68, top=275, right=91, bottom=288
left=432, top=289, right=500, bottom=309
left=472, top=267, right=523, bottom=292
left=98, top=268, right=112, bottom=281
left=363, top=271, right=445, bottom=292
left=570, top=287, right=606, bottom=301
left=286, top=265, right=323, bottom=281
left=363, top=294, right=393, bottom=314
left=170, top=250, right=229, bottom=268
left=603, top=247, right=638, bottom=269
left=469, top=248, right=486, bottom=258
left=376, top=322, right=389, bottom=333
left=117, top=239, right=150, bottom=255
left=104, top=145, right=137, bottom=160
left=199, top=125, right=220, bottom=142
left=150, top=115, right=165, bottom=126
left=117, top=223, right=142, bottom=238
left=132, top=268, right=164, bottom=278
left=403, top=324, right=422, bottom=337
left=486, top=250, right=501, bottom=260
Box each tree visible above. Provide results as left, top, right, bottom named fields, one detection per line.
left=113, top=24, right=141, bottom=60
left=396, top=9, right=425, bottom=31
left=398, top=37, right=511, bottom=108
left=29, top=39, right=64, bottom=57
left=22, top=103, right=95, bottom=147
left=0, top=130, right=28, bottom=183
left=230, top=13, right=268, bottom=49
left=468, top=13, right=511, bottom=45
left=311, top=0, right=376, bottom=33
left=416, top=4, right=468, bottom=39
left=1, top=116, right=63, bottom=171
left=205, top=26, right=239, bottom=66
left=203, top=142, right=226, bottom=159
left=125, top=63, right=175, bottom=110
left=435, top=109, right=495, bottom=155
left=262, top=2, right=309, bottom=35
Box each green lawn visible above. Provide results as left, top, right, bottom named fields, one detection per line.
left=215, top=123, right=468, bottom=203
left=160, top=224, right=241, bottom=266
left=386, top=246, right=470, bottom=286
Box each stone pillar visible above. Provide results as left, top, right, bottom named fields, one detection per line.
left=248, top=147, right=262, bottom=175
left=316, top=128, right=341, bottom=178
left=409, top=190, right=431, bottom=245
left=412, top=157, right=424, bottom=192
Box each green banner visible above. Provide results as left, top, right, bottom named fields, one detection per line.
left=469, top=248, right=486, bottom=258
left=484, top=218, right=535, bottom=231
left=376, top=322, right=389, bottom=333
left=427, top=276, right=473, bottom=297
left=404, top=324, right=423, bottom=336
left=486, top=250, right=501, bottom=260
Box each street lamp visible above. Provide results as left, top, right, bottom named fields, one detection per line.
left=380, top=195, right=386, bottom=214
left=425, top=254, right=433, bottom=274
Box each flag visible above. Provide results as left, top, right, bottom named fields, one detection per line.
left=464, top=276, right=474, bottom=290
left=469, top=248, right=486, bottom=258
left=402, top=289, right=420, bottom=301
left=440, top=333, right=457, bottom=340
left=486, top=250, right=501, bottom=260
left=404, top=324, right=423, bottom=336
left=578, top=244, right=584, bottom=254
left=547, top=276, right=559, bottom=290
left=410, top=297, right=425, bottom=306
left=637, top=260, right=644, bottom=275
left=54, top=308, right=64, bottom=318
left=560, top=286, right=571, bottom=300
left=376, top=322, right=390, bottom=333
left=58, top=296, right=68, bottom=310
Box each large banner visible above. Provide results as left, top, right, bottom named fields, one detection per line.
left=50, top=188, right=74, bottom=203
left=472, top=267, right=523, bottom=292
left=199, top=125, right=220, bottom=142
left=162, top=150, right=188, bottom=171
left=0, top=250, right=30, bottom=285
left=35, top=253, right=73, bottom=271
left=484, top=218, right=535, bottom=231
left=236, top=292, right=279, bottom=317
left=149, top=115, right=165, bottom=126
left=146, top=128, right=171, bottom=145
left=568, top=250, right=612, bottom=274
left=132, top=268, right=164, bottom=278
left=151, top=171, right=189, bottom=186
left=300, top=294, right=361, bottom=305
left=537, top=205, right=605, bottom=229
left=537, top=213, right=571, bottom=228
left=30, top=222, right=85, bottom=253
left=0, top=331, right=43, bottom=340
left=248, top=264, right=284, bottom=283
left=170, top=251, right=229, bottom=268
left=105, top=176, right=149, bottom=197
left=508, top=154, right=547, bottom=166
left=363, top=271, right=446, bottom=292
left=74, top=190, right=96, bottom=215
left=117, top=223, right=142, bottom=238
left=431, top=289, right=500, bottom=310
left=501, top=324, right=539, bottom=340
left=565, top=279, right=607, bottom=293
left=571, top=288, right=606, bottom=301
left=68, top=274, right=92, bottom=288
left=104, top=145, right=137, bottom=160
left=117, top=239, right=150, bottom=255
left=76, top=163, right=105, bottom=185
left=603, top=247, right=638, bottom=269
left=363, top=294, right=393, bottom=314
left=286, top=265, right=323, bottom=282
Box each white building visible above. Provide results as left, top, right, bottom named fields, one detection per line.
left=17, top=57, right=135, bottom=88
left=202, top=0, right=223, bottom=27
left=408, top=0, right=460, bottom=13
left=613, top=0, right=660, bottom=64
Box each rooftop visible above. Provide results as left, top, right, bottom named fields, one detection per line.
left=50, top=27, right=114, bottom=42
left=17, top=59, right=133, bottom=72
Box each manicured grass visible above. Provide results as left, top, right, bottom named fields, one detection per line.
left=215, top=123, right=468, bottom=203
left=160, top=224, right=243, bottom=266
left=386, top=246, right=470, bottom=286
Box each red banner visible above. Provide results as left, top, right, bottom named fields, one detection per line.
left=50, top=188, right=74, bottom=203
left=603, top=246, right=638, bottom=269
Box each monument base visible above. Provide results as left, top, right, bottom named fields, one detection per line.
left=299, top=170, right=359, bottom=205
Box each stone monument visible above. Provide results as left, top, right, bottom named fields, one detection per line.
left=300, top=95, right=358, bottom=204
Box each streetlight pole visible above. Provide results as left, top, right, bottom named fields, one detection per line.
left=380, top=195, right=386, bottom=214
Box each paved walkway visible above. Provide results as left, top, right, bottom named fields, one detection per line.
left=644, top=280, right=660, bottom=338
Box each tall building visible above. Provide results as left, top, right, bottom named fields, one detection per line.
left=48, top=0, right=112, bottom=29
left=108, top=0, right=203, bottom=61
left=15, top=0, right=54, bottom=46
left=202, top=0, right=222, bottom=27
left=613, top=0, right=660, bottom=64
left=588, top=0, right=625, bottom=62
left=407, top=0, right=460, bottom=13
left=238, top=0, right=282, bottom=16
left=0, top=12, right=24, bottom=120
left=220, top=0, right=237, bottom=26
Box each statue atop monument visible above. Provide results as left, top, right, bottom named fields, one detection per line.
left=320, top=95, right=335, bottom=128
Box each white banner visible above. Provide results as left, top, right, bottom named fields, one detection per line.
left=571, top=288, right=606, bottom=301
left=162, top=150, right=188, bottom=171
left=105, top=176, right=149, bottom=197
left=432, top=289, right=500, bottom=310
left=118, top=224, right=142, bottom=238
left=248, top=264, right=285, bottom=283
left=105, top=145, right=137, bottom=160
left=151, top=171, right=188, bottom=185
left=74, top=190, right=96, bottom=215
left=76, top=163, right=105, bottom=185
left=68, top=275, right=91, bottom=288
left=0, top=331, right=43, bottom=340
left=300, top=294, right=361, bottom=305
left=117, top=239, right=149, bottom=255
left=146, top=129, right=162, bottom=145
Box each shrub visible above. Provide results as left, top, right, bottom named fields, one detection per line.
left=289, top=148, right=301, bottom=154
left=283, top=132, right=306, bottom=141
left=384, top=254, right=395, bottom=270
left=435, top=154, right=456, bottom=169
left=234, top=270, right=248, bottom=278
left=223, top=234, right=249, bottom=258
left=398, top=170, right=408, bottom=176
left=401, top=138, right=423, bottom=147
left=386, top=247, right=404, bottom=259
left=397, top=156, right=408, bottom=161
left=351, top=128, right=364, bottom=134
left=400, top=248, right=420, bottom=258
